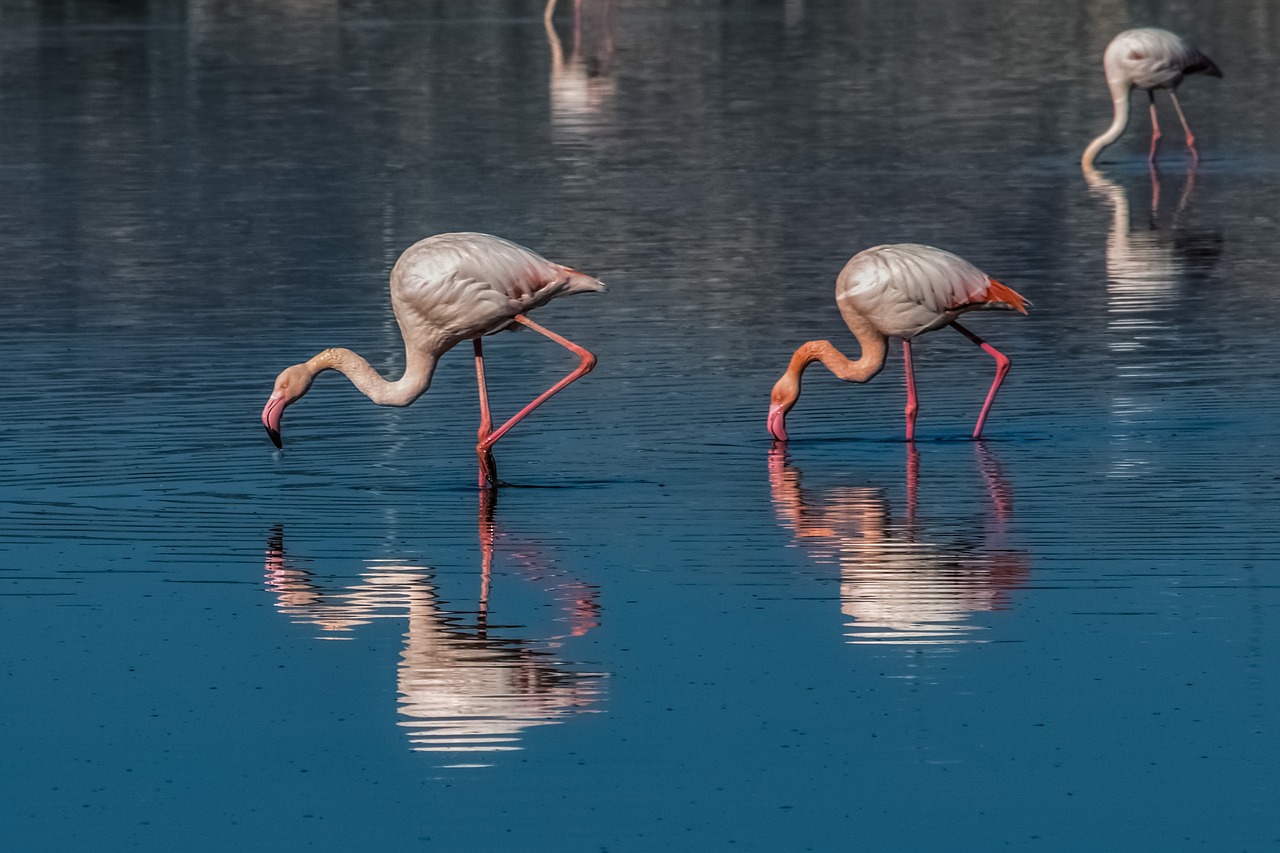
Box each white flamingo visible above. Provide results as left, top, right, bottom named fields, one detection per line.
left=1082, top=28, right=1221, bottom=169
left=767, top=244, right=1028, bottom=442
left=261, top=233, right=605, bottom=488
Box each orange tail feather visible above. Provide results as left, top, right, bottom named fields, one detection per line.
left=984, top=278, right=1029, bottom=314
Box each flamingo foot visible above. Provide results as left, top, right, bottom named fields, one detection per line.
left=478, top=447, right=499, bottom=490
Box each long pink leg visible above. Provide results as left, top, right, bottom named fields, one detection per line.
left=1168, top=92, right=1198, bottom=162
left=902, top=339, right=918, bottom=442
left=951, top=321, right=1011, bottom=440
left=1147, top=90, right=1162, bottom=164
left=475, top=314, right=598, bottom=478
left=474, top=338, right=499, bottom=488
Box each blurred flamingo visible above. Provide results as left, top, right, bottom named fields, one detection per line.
left=544, top=0, right=617, bottom=135
left=1082, top=28, right=1221, bottom=169
left=767, top=244, right=1028, bottom=442
left=261, top=232, right=605, bottom=488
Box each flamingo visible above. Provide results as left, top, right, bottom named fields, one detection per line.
left=261, top=232, right=605, bottom=488
left=766, top=244, right=1028, bottom=443
left=1082, top=27, right=1221, bottom=169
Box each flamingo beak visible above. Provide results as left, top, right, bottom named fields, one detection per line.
left=767, top=403, right=789, bottom=442
left=262, top=393, right=285, bottom=449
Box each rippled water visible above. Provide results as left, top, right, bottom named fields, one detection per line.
left=3, top=1, right=1280, bottom=850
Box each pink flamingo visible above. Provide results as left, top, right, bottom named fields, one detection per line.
left=261, top=232, right=605, bottom=488
left=1082, top=28, right=1221, bottom=169
left=767, top=244, right=1028, bottom=443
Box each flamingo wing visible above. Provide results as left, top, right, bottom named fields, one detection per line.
left=1112, top=29, right=1220, bottom=89
left=838, top=244, right=1023, bottom=338
left=391, top=233, right=606, bottom=341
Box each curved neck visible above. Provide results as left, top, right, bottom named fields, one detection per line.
left=1082, top=82, right=1131, bottom=169
left=772, top=313, right=888, bottom=408
left=307, top=346, right=438, bottom=407
left=791, top=337, right=887, bottom=384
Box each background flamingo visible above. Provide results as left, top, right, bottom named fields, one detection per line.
left=767, top=244, right=1028, bottom=442
left=1082, top=27, right=1221, bottom=169
left=261, top=232, right=605, bottom=488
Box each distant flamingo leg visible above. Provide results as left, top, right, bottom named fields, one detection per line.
left=475, top=314, right=598, bottom=472
left=901, top=340, right=918, bottom=442
left=1147, top=90, right=1162, bottom=163
left=951, top=321, right=1011, bottom=440
left=1168, top=92, right=1198, bottom=162
left=474, top=338, right=499, bottom=489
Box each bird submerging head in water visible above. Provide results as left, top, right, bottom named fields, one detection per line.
left=1082, top=27, right=1221, bottom=169
left=261, top=232, right=605, bottom=489
left=767, top=243, right=1028, bottom=443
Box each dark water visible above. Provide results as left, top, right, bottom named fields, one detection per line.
left=3, top=1, right=1280, bottom=849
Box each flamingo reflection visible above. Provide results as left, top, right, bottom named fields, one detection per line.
left=1085, top=164, right=1220, bottom=339
left=263, top=497, right=604, bottom=758
left=1085, top=165, right=1223, bottom=474
left=768, top=446, right=1028, bottom=645
left=545, top=0, right=617, bottom=137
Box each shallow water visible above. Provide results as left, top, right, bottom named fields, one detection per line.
left=3, top=1, right=1280, bottom=850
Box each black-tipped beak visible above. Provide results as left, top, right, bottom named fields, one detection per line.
left=767, top=403, right=789, bottom=442
left=262, top=393, right=286, bottom=449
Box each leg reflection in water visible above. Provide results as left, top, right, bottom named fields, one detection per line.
left=263, top=493, right=605, bottom=760
left=768, top=444, right=1029, bottom=645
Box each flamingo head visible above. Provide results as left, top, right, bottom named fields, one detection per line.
left=767, top=373, right=800, bottom=442
left=262, top=363, right=317, bottom=449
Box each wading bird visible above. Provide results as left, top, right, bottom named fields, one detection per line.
left=261, top=232, right=605, bottom=488
left=1082, top=27, right=1221, bottom=169
left=766, top=244, right=1028, bottom=442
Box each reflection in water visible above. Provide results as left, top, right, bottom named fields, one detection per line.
left=769, top=446, right=1028, bottom=645
left=545, top=0, right=617, bottom=138
left=1085, top=166, right=1224, bottom=476
left=263, top=497, right=604, bottom=761
left=1086, top=165, right=1221, bottom=351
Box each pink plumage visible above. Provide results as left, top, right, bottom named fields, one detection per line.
left=262, top=232, right=605, bottom=488
left=768, top=243, right=1028, bottom=442
left=1083, top=28, right=1221, bottom=168
left=836, top=244, right=1026, bottom=338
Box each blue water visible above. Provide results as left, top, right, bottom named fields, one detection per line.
left=3, top=1, right=1279, bottom=850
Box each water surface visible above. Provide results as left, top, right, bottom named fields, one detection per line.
left=3, top=1, right=1279, bottom=850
